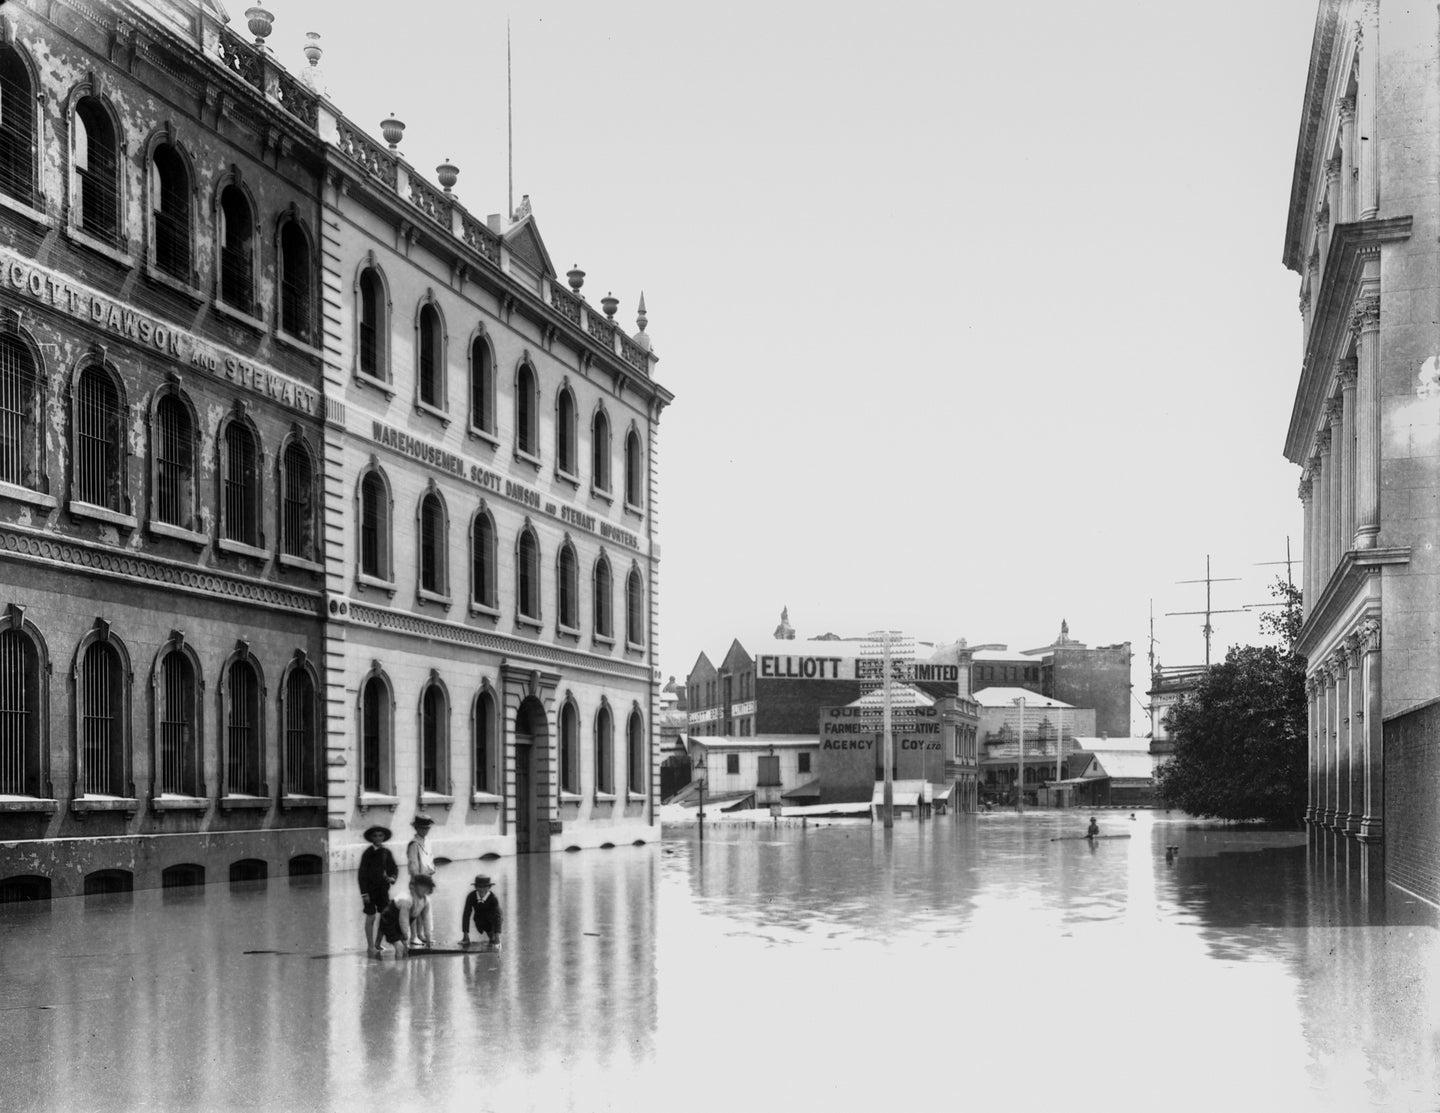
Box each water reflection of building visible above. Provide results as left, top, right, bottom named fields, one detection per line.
left=1282, top=1, right=1439, bottom=901
left=0, top=0, right=328, bottom=897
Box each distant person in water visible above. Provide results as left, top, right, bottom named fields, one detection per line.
left=1086, top=817, right=1100, bottom=838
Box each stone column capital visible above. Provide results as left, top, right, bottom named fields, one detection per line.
left=1359, top=616, right=1381, bottom=653
left=1336, top=357, right=1358, bottom=391
left=1350, top=294, right=1381, bottom=337
left=1324, top=155, right=1342, bottom=183
left=1338, top=95, right=1355, bottom=122
left=1316, top=426, right=1333, bottom=455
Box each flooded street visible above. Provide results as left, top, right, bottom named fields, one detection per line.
left=3, top=811, right=1438, bottom=1113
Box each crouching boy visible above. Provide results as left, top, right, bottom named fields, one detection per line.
left=460, top=875, right=503, bottom=951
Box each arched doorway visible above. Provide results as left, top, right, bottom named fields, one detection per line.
left=514, top=696, right=549, bottom=853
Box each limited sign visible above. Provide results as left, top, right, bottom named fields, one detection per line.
left=757, top=655, right=959, bottom=684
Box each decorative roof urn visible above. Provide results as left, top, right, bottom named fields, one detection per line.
left=380, top=115, right=405, bottom=150
left=302, top=31, right=323, bottom=67
left=244, top=7, right=274, bottom=47
left=601, top=293, right=618, bottom=320
left=566, top=266, right=585, bottom=294
left=436, top=160, right=459, bottom=194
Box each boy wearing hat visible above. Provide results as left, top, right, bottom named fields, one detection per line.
left=406, top=814, right=437, bottom=948
left=357, top=824, right=398, bottom=955
left=460, top=875, right=503, bottom=951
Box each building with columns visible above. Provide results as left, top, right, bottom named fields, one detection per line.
left=1284, top=0, right=1440, bottom=900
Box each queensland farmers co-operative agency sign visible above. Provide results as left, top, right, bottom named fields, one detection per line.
left=757, top=655, right=959, bottom=683
left=819, top=706, right=943, bottom=753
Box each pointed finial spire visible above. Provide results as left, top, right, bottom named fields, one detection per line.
left=634, top=292, right=651, bottom=350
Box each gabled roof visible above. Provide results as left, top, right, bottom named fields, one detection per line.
left=687, top=651, right=716, bottom=679
left=502, top=215, right=557, bottom=279
left=1088, top=750, right=1157, bottom=780
left=973, top=687, right=1074, bottom=709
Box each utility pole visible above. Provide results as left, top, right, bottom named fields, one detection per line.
left=1168, top=554, right=1246, bottom=667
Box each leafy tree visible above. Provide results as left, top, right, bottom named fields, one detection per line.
left=1154, top=579, right=1307, bottom=824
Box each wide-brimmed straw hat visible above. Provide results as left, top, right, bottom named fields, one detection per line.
left=411, top=814, right=435, bottom=828
left=363, top=824, right=392, bottom=842
left=472, top=875, right=493, bottom=889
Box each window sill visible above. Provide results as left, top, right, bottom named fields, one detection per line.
left=0, top=795, right=58, bottom=813
left=623, top=502, right=644, bottom=520
left=275, top=331, right=323, bottom=360
left=66, top=226, right=133, bottom=268
left=555, top=469, right=580, bottom=490
left=279, top=553, right=323, bottom=574
left=628, top=791, right=647, bottom=803
left=72, top=796, right=138, bottom=813
left=558, top=792, right=582, bottom=806
left=513, top=449, right=542, bottom=472
left=0, top=192, right=49, bottom=227
left=217, top=538, right=269, bottom=561
left=593, top=791, right=616, bottom=804
left=626, top=640, right=645, bottom=653
left=143, top=264, right=204, bottom=303
left=359, top=792, right=399, bottom=811
left=356, top=572, right=397, bottom=598
left=557, top=624, right=581, bottom=641
left=152, top=795, right=208, bottom=812
left=516, top=614, right=543, bottom=631
left=281, top=794, right=326, bottom=810
left=0, top=480, right=56, bottom=511
left=69, top=501, right=136, bottom=531
left=220, top=794, right=272, bottom=811
left=419, top=792, right=454, bottom=810
left=355, top=371, right=396, bottom=399
left=467, top=426, right=499, bottom=448
left=148, top=519, right=208, bottom=548
left=469, top=601, right=500, bottom=619
left=590, top=486, right=613, bottom=505
left=418, top=587, right=452, bottom=607
left=213, top=299, right=265, bottom=332
left=470, top=792, right=503, bottom=807
left=415, top=400, right=451, bottom=426
left=592, top=633, right=615, bottom=648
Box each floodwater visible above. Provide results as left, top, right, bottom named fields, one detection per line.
left=2, top=811, right=1437, bottom=1113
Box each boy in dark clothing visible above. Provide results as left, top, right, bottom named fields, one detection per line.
left=358, top=824, right=398, bottom=955
left=460, top=875, right=503, bottom=951
left=377, top=897, right=410, bottom=958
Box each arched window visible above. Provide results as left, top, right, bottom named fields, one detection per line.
left=469, top=334, right=494, bottom=434
left=560, top=700, right=579, bottom=795
left=279, top=218, right=312, bottom=342
left=218, top=184, right=254, bottom=312
left=282, top=661, right=320, bottom=798
left=0, top=331, right=43, bottom=492
left=591, top=407, right=611, bottom=493
left=473, top=685, right=496, bottom=793
left=74, top=363, right=125, bottom=512
left=0, top=45, right=37, bottom=207
left=516, top=362, right=538, bottom=458
left=626, top=568, right=644, bottom=647
left=592, top=554, right=613, bottom=640
left=594, top=703, right=613, bottom=795
left=150, top=143, right=191, bottom=282
left=627, top=709, right=645, bottom=796
left=557, top=541, right=579, bottom=631
left=223, top=655, right=263, bottom=797
left=156, top=647, right=199, bottom=797
left=517, top=526, right=540, bottom=622
left=0, top=622, right=46, bottom=797
left=72, top=96, right=119, bottom=243
left=357, top=265, right=387, bottom=380
left=360, top=672, right=392, bottom=794
left=419, top=488, right=448, bottom=597
left=280, top=439, right=315, bottom=561
left=358, top=468, right=391, bottom=580
left=419, top=679, right=448, bottom=794
left=77, top=635, right=128, bottom=797
left=625, top=428, right=644, bottom=509
left=417, top=301, right=445, bottom=410
left=220, top=418, right=262, bottom=548
left=556, top=386, right=577, bottom=476
left=471, top=508, right=497, bottom=610
left=153, top=392, right=196, bottom=529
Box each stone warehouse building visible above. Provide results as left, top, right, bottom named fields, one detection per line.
left=0, top=0, right=329, bottom=896
left=318, top=90, right=670, bottom=867
left=0, top=0, right=670, bottom=896
left=1284, top=1, right=1440, bottom=901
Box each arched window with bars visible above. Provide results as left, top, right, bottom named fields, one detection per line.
left=72, top=96, right=120, bottom=243
left=156, top=647, right=199, bottom=798
left=150, top=143, right=191, bottom=282
left=74, top=364, right=125, bottom=512
left=220, top=418, right=262, bottom=549
left=283, top=661, right=320, bottom=798
left=218, top=184, right=254, bottom=313
left=223, top=654, right=263, bottom=798
left=77, top=633, right=129, bottom=798
left=0, top=622, right=45, bottom=798
left=0, top=331, right=42, bottom=493
left=0, top=44, right=37, bottom=207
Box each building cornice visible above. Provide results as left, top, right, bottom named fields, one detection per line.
left=1295, top=545, right=1408, bottom=658
left=1284, top=216, right=1411, bottom=463
left=1284, top=0, right=1345, bottom=272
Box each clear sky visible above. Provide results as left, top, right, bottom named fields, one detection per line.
left=273, top=0, right=1317, bottom=729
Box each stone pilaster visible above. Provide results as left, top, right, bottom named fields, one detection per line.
left=1344, top=631, right=1364, bottom=836
left=1305, top=675, right=1320, bottom=824
left=1298, top=473, right=1314, bottom=613
left=1316, top=427, right=1334, bottom=590
left=1357, top=618, right=1383, bottom=841
left=1338, top=95, right=1356, bottom=221
left=1331, top=645, right=1351, bottom=834
left=1325, top=399, right=1344, bottom=570
left=1319, top=662, right=1335, bottom=826
left=1355, top=4, right=1378, bottom=219
left=1337, top=360, right=1357, bottom=556
left=1352, top=294, right=1381, bottom=548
